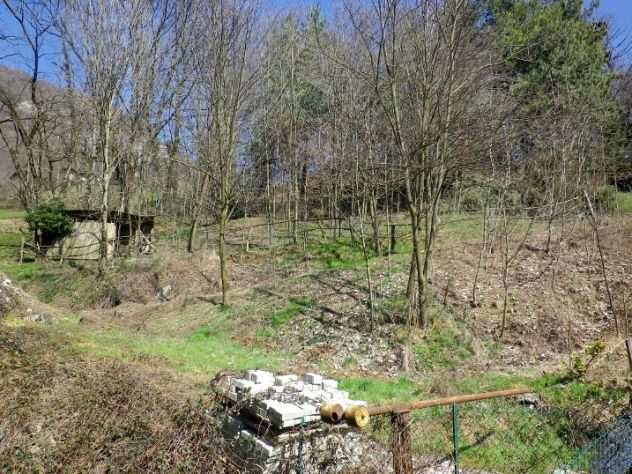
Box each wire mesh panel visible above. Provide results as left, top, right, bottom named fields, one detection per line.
left=374, top=396, right=606, bottom=474
left=565, top=413, right=632, bottom=474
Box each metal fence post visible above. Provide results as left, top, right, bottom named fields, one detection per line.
left=391, top=412, right=413, bottom=474
left=452, top=402, right=460, bottom=474
left=297, top=416, right=305, bottom=474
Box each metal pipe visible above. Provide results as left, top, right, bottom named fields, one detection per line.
left=320, top=403, right=344, bottom=424
left=367, top=387, right=530, bottom=416
left=344, top=405, right=370, bottom=428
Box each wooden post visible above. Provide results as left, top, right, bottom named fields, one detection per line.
left=391, top=412, right=413, bottom=474
left=443, top=277, right=452, bottom=306
left=390, top=224, right=396, bottom=254
left=624, top=293, right=629, bottom=337
left=303, top=230, right=307, bottom=256
left=19, top=237, right=24, bottom=264
left=626, top=337, right=632, bottom=409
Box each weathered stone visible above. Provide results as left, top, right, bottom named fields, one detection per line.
left=157, top=285, right=173, bottom=301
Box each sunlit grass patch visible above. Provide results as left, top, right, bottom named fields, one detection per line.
left=72, top=325, right=285, bottom=379
left=0, top=209, right=25, bottom=220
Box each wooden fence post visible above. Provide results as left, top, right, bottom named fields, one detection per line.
left=626, top=338, right=632, bottom=372
left=390, top=224, right=396, bottom=254
left=391, top=412, right=413, bottom=474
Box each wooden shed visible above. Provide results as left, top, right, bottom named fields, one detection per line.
left=39, top=210, right=155, bottom=260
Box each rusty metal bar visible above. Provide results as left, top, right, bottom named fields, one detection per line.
left=368, top=387, right=530, bottom=416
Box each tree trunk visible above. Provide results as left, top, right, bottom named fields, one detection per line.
left=218, top=209, right=229, bottom=306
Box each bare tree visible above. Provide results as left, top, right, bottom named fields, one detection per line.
left=345, top=0, right=492, bottom=327
left=191, top=0, right=260, bottom=305
left=0, top=0, right=65, bottom=209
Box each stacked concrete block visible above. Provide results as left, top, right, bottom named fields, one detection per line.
left=304, top=373, right=322, bottom=384
left=215, top=371, right=373, bottom=474
left=221, top=371, right=366, bottom=429
left=247, top=370, right=276, bottom=385
left=274, top=374, right=298, bottom=386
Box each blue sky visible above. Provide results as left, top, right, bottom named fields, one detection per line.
left=592, top=0, right=632, bottom=64
left=267, top=0, right=632, bottom=65
left=1, top=0, right=631, bottom=81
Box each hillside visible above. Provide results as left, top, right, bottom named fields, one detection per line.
left=0, top=66, right=65, bottom=196
left=2, top=0, right=632, bottom=472
left=1, top=210, right=631, bottom=472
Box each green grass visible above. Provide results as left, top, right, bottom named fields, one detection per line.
left=0, top=231, right=22, bottom=260
left=270, top=297, right=314, bottom=326
left=255, top=297, right=315, bottom=338
left=615, top=191, right=632, bottom=213
left=0, top=230, right=105, bottom=306
left=371, top=297, right=476, bottom=369
left=278, top=238, right=374, bottom=271
left=0, top=231, right=65, bottom=296
left=0, top=209, right=25, bottom=220
left=340, top=376, right=425, bottom=404
left=67, top=308, right=287, bottom=378
left=415, top=313, right=474, bottom=370
left=340, top=370, right=626, bottom=473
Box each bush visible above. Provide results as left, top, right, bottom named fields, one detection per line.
left=592, top=186, right=618, bottom=212
left=460, top=187, right=485, bottom=212
left=25, top=200, right=74, bottom=241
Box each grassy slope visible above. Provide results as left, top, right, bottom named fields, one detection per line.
left=68, top=302, right=289, bottom=379
left=1, top=209, right=629, bottom=473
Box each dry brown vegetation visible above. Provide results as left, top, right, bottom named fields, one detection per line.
left=0, top=324, right=228, bottom=473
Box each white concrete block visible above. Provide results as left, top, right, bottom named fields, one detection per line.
left=304, top=373, right=322, bottom=384
left=247, top=370, right=275, bottom=384
left=274, top=374, right=298, bottom=386
left=227, top=388, right=240, bottom=402
left=328, top=389, right=349, bottom=400
left=321, top=379, right=338, bottom=390
left=233, top=379, right=255, bottom=391
left=249, top=383, right=270, bottom=395
left=284, top=381, right=304, bottom=392
left=299, top=403, right=320, bottom=416
left=239, top=429, right=279, bottom=459
left=266, top=401, right=304, bottom=420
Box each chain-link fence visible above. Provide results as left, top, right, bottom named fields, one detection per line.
left=355, top=392, right=628, bottom=474
left=563, top=412, right=632, bottom=474
left=209, top=384, right=631, bottom=474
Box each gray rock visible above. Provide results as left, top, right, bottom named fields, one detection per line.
left=157, top=284, right=174, bottom=301
left=517, top=393, right=539, bottom=408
